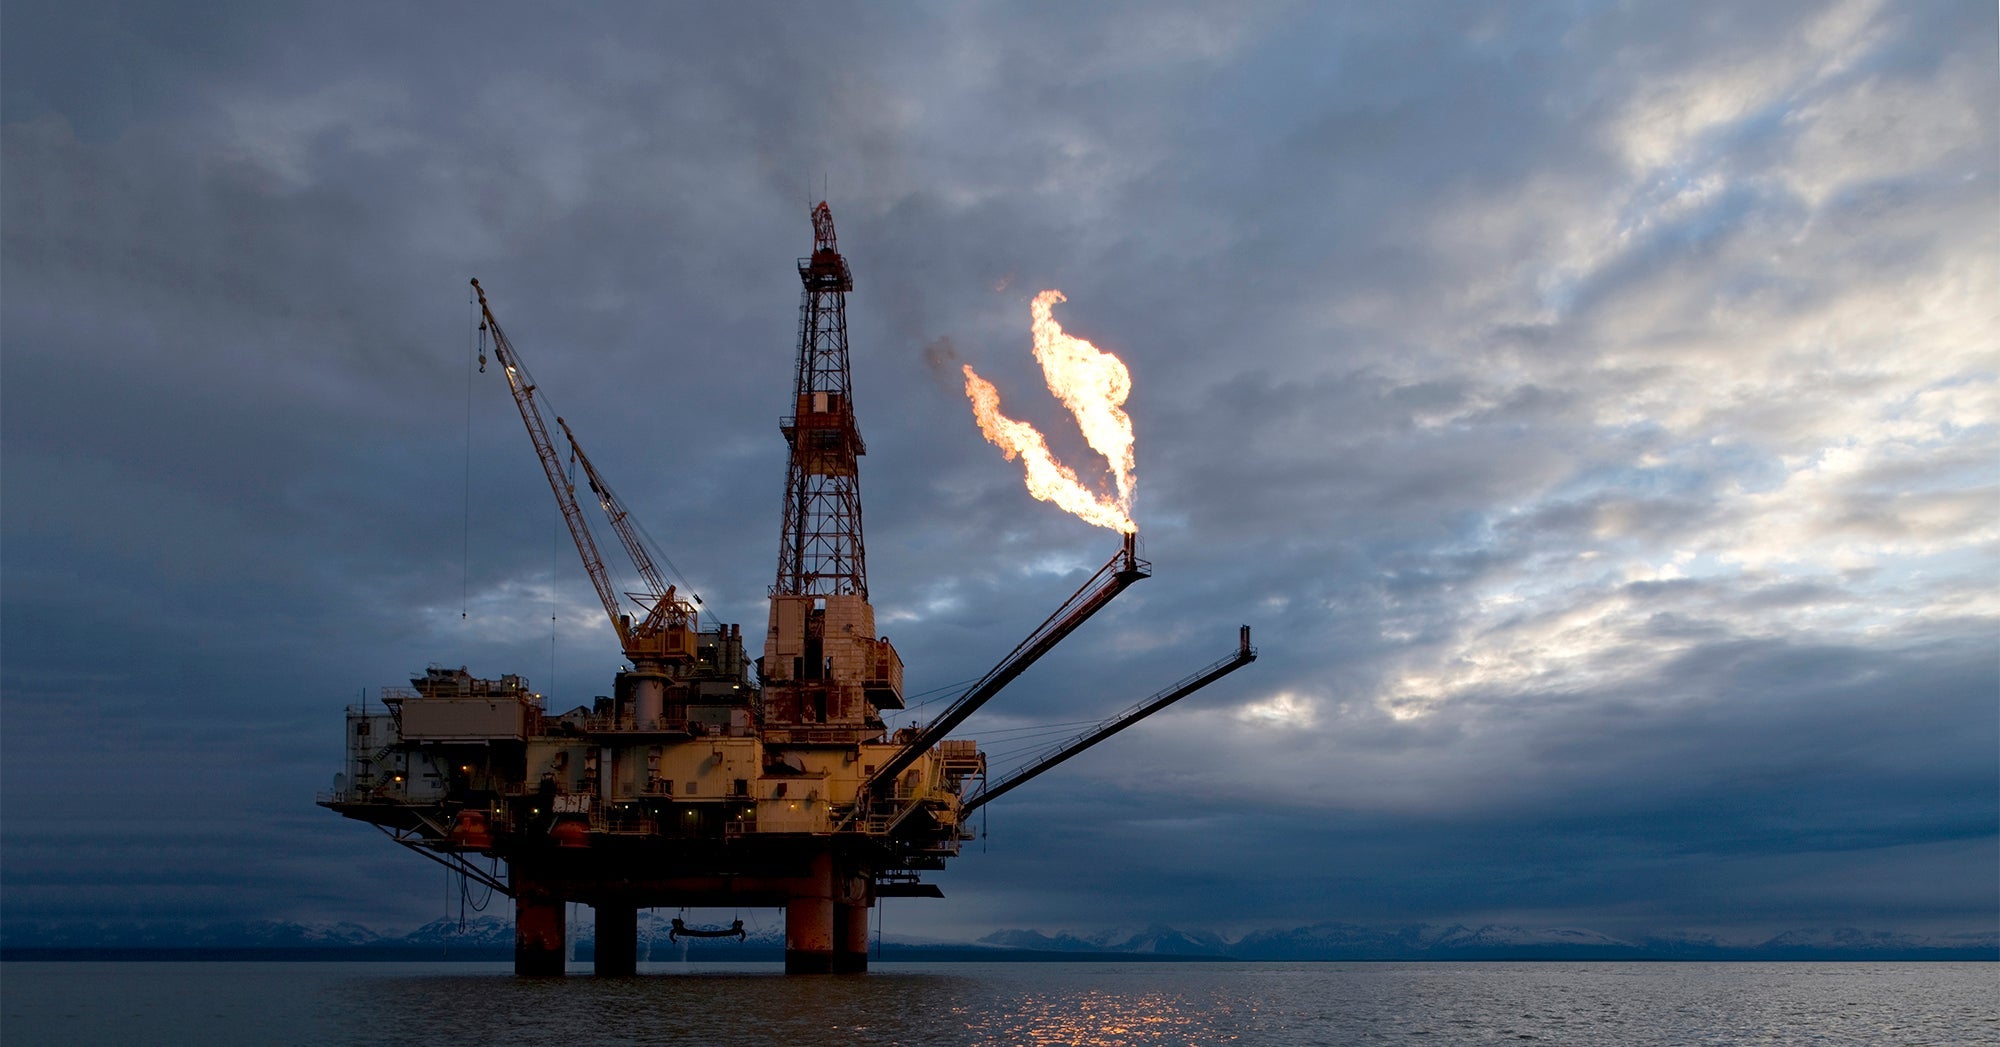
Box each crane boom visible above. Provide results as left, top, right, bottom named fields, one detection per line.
left=470, top=278, right=627, bottom=646
left=556, top=416, right=696, bottom=640
left=962, top=626, right=1257, bottom=814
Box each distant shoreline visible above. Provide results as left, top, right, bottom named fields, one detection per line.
left=5, top=947, right=1993, bottom=963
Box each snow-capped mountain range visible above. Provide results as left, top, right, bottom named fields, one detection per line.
left=974, top=921, right=1997, bottom=960
left=5, top=916, right=1992, bottom=960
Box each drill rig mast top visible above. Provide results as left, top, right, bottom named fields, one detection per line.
left=775, top=202, right=867, bottom=600
left=760, top=203, right=904, bottom=733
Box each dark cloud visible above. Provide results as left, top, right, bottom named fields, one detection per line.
left=3, top=1, right=1994, bottom=942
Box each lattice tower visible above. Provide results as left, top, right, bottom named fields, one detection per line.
left=774, top=202, right=868, bottom=599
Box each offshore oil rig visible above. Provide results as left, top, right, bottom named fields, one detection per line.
left=321, top=204, right=1256, bottom=974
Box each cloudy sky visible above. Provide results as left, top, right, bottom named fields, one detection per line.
left=3, top=1, right=1994, bottom=944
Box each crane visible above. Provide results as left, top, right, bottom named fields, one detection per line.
left=471, top=278, right=624, bottom=637
left=556, top=415, right=696, bottom=661
left=471, top=279, right=695, bottom=728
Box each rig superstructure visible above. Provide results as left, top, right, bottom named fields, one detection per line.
left=321, top=204, right=1255, bottom=974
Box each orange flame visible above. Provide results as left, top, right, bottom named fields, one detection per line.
left=962, top=289, right=1137, bottom=533
left=1030, top=290, right=1135, bottom=506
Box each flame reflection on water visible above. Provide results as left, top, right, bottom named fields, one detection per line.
left=4, top=960, right=1991, bottom=1046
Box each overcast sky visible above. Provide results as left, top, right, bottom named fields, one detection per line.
left=3, top=1, right=1994, bottom=944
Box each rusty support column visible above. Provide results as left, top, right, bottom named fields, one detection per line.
left=594, top=902, right=637, bottom=977
left=833, top=901, right=870, bottom=973
left=514, top=879, right=565, bottom=976
left=784, top=850, right=835, bottom=973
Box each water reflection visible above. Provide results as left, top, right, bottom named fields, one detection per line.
left=97, top=960, right=1988, bottom=1047
left=323, top=964, right=1261, bottom=1046
left=979, top=988, right=1234, bottom=1046
left=326, top=965, right=989, bottom=1046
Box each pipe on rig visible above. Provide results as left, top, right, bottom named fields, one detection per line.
left=962, top=625, right=1257, bottom=814
left=861, top=533, right=1149, bottom=798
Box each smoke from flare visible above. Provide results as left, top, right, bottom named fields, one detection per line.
left=960, top=290, right=1137, bottom=534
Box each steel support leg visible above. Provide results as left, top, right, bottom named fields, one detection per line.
left=833, top=901, right=870, bottom=973
left=784, top=851, right=835, bottom=973
left=514, top=882, right=565, bottom=977
left=594, top=903, right=637, bottom=977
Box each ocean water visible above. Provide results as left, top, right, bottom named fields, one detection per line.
left=3, top=960, right=1993, bottom=1046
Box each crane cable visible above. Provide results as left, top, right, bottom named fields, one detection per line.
left=482, top=296, right=707, bottom=622
left=627, top=511, right=704, bottom=609
left=463, top=287, right=479, bottom=621
left=469, top=290, right=711, bottom=666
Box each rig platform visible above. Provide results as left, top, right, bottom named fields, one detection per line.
left=321, top=204, right=1251, bottom=974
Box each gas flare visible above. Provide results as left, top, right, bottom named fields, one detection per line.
left=1030, top=290, right=1135, bottom=506
left=961, top=290, right=1137, bottom=533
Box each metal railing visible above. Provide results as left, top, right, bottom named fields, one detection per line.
left=582, top=714, right=699, bottom=735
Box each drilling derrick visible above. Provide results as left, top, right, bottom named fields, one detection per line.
left=778, top=202, right=865, bottom=600
left=764, top=202, right=904, bottom=738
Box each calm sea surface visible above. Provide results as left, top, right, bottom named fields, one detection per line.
left=3, top=960, right=1993, bottom=1046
